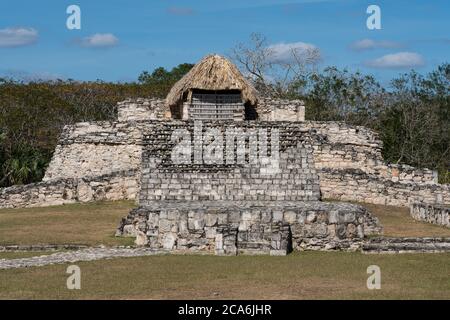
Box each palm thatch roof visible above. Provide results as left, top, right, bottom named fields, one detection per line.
left=166, top=54, right=258, bottom=107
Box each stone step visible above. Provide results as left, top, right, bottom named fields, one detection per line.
left=362, top=237, right=450, bottom=253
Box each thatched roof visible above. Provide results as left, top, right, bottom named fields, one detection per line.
left=166, top=54, right=258, bottom=107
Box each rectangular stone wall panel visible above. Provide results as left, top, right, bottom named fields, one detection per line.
left=138, top=121, right=321, bottom=203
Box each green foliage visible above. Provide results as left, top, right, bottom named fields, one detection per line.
left=138, top=63, right=194, bottom=90
left=0, top=144, right=49, bottom=187
left=378, top=64, right=449, bottom=183
left=302, top=67, right=385, bottom=127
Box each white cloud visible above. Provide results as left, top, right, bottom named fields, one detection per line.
left=350, top=39, right=402, bottom=51
left=80, top=33, right=119, bottom=48
left=0, top=27, right=38, bottom=48
left=365, top=52, right=425, bottom=69
left=267, top=41, right=320, bottom=63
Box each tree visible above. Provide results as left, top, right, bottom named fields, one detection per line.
left=304, top=67, right=385, bottom=126
left=231, top=33, right=321, bottom=97
left=379, top=65, right=449, bottom=182
left=138, top=63, right=194, bottom=85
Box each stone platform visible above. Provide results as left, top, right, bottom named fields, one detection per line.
left=116, top=201, right=382, bottom=255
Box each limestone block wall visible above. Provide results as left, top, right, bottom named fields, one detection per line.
left=319, top=169, right=449, bottom=206
left=117, top=98, right=168, bottom=122
left=410, top=202, right=449, bottom=228
left=139, top=121, right=321, bottom=203
left=297, top=122, right=444, bottom=206
left=116, top=97, right=306, bottom=122
left=0, top=170, right=138, bottom=209
left=116, top=201, right=379, bottom=254
left=43, top=121, right=145, bottom=181
left=2, top=96, right=446, bottom=210
left=257, top=97, right=305, bottom=121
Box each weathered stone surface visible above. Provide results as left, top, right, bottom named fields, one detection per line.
left=0, top=170, right=138, bottom=209
left=0, top=244, right=89, bottom=252
left=410, top=202, right=449, bottom=228
left=117, top=98, right=168, bottom=122
left=2, top=236, right=450, bottom=270
left=319, top=168, right=448, bottom=207
left=116, top=200, right=382, bottom=254
left=257, top=97, right=305, bottom=121
left=2, top=99, right=444, bottom=209
left=35, top=112, right=447, bottom=209
left=0, top=247, right=161, bottom=270
left=138, top=121, right=321, bottom=203
left=362, top=237, right=450, bottom=253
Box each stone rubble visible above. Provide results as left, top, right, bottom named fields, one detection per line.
left=0, top=247, right=161, bottom=270
left=0, top=244, right=89, bottom=252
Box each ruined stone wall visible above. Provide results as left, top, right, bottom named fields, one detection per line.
left=301, top=122, right=445, bottom=206
left=116, top=200, right=379, bottom=254
left=40, top=117, right=447, bottom=208
left=319, top=169, right=449, bottom=207
left=301, top=122, right=437, bottom=183
left=116, top=97, right=306, bottom=122
left=43, top=121, right=145, bottom=181
left=257, top=97, right=305, bottom=121
left=0, top=170, right=138, bottom=209
left=410, top=202, right=449, bottom=228
left=2, top=98, right=445, bottom=210
left=117, top=98, right=168, bottom=122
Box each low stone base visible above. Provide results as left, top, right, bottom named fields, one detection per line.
left=116, top=200, right=382, bottom=255
left=362, top=237, right=450, bottom=253
left=410, top=202, right=449, bottom=228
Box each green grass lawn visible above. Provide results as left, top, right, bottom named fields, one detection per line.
left=0, top=251, right=449, bottom=299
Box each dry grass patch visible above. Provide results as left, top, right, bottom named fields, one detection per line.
left=359, top=203, right=450, bottom=238
left=0, top=201, right=136, bottom=246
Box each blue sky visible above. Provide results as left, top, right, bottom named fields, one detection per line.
left=0, top=0, right=448, bottom=85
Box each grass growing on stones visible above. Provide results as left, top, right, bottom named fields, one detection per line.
left=0, top=251, right=448, bottom=299
left=0, top=201, right=136, bottom=246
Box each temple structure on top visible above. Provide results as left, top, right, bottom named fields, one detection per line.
left=116, top=55, right=306, bottom=122
left=166, top=54, right=258, bottom=121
